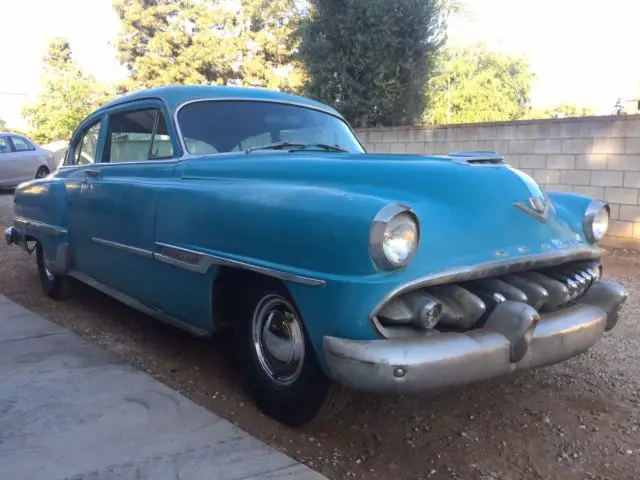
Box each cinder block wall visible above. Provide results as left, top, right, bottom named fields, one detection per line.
left=356, top=115, right=640, bottom=249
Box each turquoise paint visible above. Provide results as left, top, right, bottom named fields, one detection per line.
left=11, top=86, right=602, bottom=374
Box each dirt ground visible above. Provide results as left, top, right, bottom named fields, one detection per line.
left=1, top=191, right=639, bottom=480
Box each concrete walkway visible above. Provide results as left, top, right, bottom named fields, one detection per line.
left=0, top=294, right=325, bottom=480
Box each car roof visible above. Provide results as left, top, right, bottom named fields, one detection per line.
left=93, top=85, right=342, bottom=119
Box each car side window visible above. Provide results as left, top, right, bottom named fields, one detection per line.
left=73, top=121, right=102, bottom=165
left=0, top=137, right=11, bottom=154
left=11, top=136, right=33, bottom=152
left=107, top=109, right=175, bottom=163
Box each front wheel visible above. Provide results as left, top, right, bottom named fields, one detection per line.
left=36, top=242, right=67, bottom=300
left=235, top=281, right=345, bottom=427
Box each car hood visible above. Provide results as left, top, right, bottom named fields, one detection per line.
left=181, top=152, right=594, bottom=271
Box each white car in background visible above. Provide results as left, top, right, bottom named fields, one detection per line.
left=0, top=133, right=57, bottom=188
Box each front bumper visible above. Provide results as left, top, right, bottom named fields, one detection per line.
left=323, top=280, right=627, bottom=394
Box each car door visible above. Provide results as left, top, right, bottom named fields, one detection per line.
left=0, top=136, right=18, bottom=186
left=8, top=135, right=41, bottom=183
left=66, top=101, right=182, bottom=303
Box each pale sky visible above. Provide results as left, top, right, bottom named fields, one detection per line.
left=1, top=0, right=638, bottom=130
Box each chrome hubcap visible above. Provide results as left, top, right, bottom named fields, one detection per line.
left=36, top=169, right=47, bottom=178
left=252, top=294, right=305, bottom=385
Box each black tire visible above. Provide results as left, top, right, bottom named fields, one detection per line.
left=35, top=166, right=49, bottom=179
left=36, top=242, right=66, bottom=300
left=235, top=279, right=345, bottom=427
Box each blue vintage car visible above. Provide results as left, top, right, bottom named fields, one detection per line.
left=4, top=86, right=628, bottom=426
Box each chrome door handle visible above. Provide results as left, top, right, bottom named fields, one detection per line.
left=84, top=169, right=99, bottom=177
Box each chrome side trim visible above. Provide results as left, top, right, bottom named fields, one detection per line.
left=371, top=245, right=602, bottom=319
left=155, top=242, right=326, bottom=287
left=14, top=216, right=68, bottom=237
left=68, top=270, right=210, bottom=337
left=583, top=199, right=609, bottom=244
left=92, top=237, right=154, bottom=259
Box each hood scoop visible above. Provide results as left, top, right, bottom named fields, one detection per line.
left=446, top=150, right=506, bottom=165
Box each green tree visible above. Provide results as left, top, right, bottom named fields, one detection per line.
left=0, top=118, right=7, bottom=132
left=113, top=0, right=304, bottom=92
left=426, top=44, right=534, bottom=125
left=299, top=0, right=447, bottom=128
left=543, top=103, right=594, bottom=118
left=22, top=38, right=111, bottom=143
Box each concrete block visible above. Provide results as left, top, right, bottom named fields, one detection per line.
left=498, top=125, right=515, bottom=140
left=576, top=154, right=608, bottom=170
left=453, top=128, right=477, bottom=141
left=477, top=126, right=499, bottom=140
left=547, top=184, right=574, bottom=193
left=483, top=140, right=510, bottom=153
left=607, top=154, right=640, bottom=171
left=624, top=172, right=640, bottom=188
left=626, top=138, right=640, bottom=154
left=592, top=137, right=625, bottom=155
left=578, top=120, right=611, bottom=138
left=547, top=154, right=576, bottom=170
left=608, top=220, right=634, bottom=238
left=534, top=139, right=563, bottom=154
left=533, top=169, right=560, bottom=184
left=372, top=143, right=390, bottom=153
left=389, top=142, right=407, bottom=154
left=605, top=187, right=639, bottom=205
left=609, top=120, right=629, bottom=137
left=357, top=132, right=369, bottom=144
left=508, top=140, right=534, bottom=154
left=528, top=123, right=552, bottom=139
left=550, top=121, right=579, bottom=139
left=406, top=142, right=425, bottom=154
left=561, top=139, right=592, bottom=154
left=382, top=130, right=399, bottom=143
left=520, top=168, right=535, bottom=177
left=414, top=129, right=435, bottom=142
left=609, top=203, right=620, bottom=220
left=507, top=155, right=521, bottom=168
left=520, top=154, right=546, bottom=169
left=635, top=222, right=640, bottom=239
left=398, top=130, right=414, bottom=142
left=560, top=170, right=590, bottom=186
left=368, top=131, right=383, bottom=143
left=619, top=205, right=640, bottom=222
left=573, top=185, right=605, bottom=199
left=424, top=142, right=444, bottom=155
left=590, top=171, right=623, bottom=187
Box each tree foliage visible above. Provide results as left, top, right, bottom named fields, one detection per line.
left=543, top=103, right=594, bottom=119
left=21, top=38, right=112, bottom=143
left=299, top=0, right=447, bottom=128
left=0, top=118, right=7, bottom=132
left=426, top=44, right=534, bottom=125
left=113, top=0, right=304, bottom=93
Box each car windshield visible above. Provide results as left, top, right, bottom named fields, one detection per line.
left=177, top=100, right=365, bottom=155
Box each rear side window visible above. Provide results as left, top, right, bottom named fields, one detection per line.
left=107, top=109, right=174, bottom=163
left=73, top=121, right=102, bottom=165
left=0, top=136, right=11, bottom=154
left=11, top=136, right=35, bottom=152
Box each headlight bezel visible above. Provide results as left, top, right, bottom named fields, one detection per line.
left=370, top=204, right=420, bottom=270
left=583, top=200, right=610, bottom=244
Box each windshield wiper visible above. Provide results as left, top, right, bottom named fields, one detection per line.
left=288, top=143, right=349, bottom=153
left=246, top=141, right=305, bottom=153
left=246, top=142, right=349, bottom=154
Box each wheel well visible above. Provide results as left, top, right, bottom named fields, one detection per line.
left=211, top=266, right=290, bottom=329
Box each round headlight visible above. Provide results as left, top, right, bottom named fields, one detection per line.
left=370, top=205, right=419, bottom=269
left=583, top=201, right=610, bottom=243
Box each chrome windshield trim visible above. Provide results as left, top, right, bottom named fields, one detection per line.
left=155, top=242, right=326, bottom=287
left=14, top=216, right=67, bottom=237
left=370, top=245, right=603, bottom=319
left=173, top=98, right=362, bottom=157
left=92, top=237, right=154, bottom=259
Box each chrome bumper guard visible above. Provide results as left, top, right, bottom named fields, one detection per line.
left=323, top=280, right=627, bottom=394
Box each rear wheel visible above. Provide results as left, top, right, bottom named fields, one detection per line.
left=235, top=279, right=345, bottom=427
left=36, top=242, right=67, bottom=300
left=35, top=166, right=49, bottom=179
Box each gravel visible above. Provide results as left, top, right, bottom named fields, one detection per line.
left=1, top=191, right=639, bottom=479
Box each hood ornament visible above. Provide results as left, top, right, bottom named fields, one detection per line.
left=514, top=196, right=548, bottom=223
